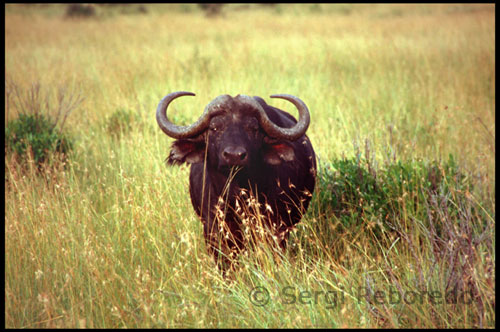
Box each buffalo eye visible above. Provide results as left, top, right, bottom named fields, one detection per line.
left=209, top=117, right=225, bottom=132
left=209, top=122, right=221, bottom=132
left=244, top=120, right=260, bottom=135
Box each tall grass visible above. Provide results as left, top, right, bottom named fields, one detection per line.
left=5, top=4, right=494, bottom=328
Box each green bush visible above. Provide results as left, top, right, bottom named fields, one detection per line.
left=5, top=113, right=73, bottom=167
left=4, top=80, right=83, bottom=169
left=317, top=154, right=471, bottom=230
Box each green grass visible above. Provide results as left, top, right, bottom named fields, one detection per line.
left=5, top=4, right=495, bottom=328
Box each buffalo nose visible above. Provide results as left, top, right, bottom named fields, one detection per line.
left=222, top=146, right=248, bottom=165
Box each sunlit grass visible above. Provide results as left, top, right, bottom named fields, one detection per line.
left=5, top=4, right=494, bottom=328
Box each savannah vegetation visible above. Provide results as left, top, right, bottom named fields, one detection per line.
left=5, top=4, right=495, bottom=328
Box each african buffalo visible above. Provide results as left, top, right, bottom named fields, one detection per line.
left=156, top=91, right=316, bottom=268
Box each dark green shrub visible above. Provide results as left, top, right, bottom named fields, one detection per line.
left=5, top=113, right=73, bottom=167
left=5, top=80, right=83, bottom=169
left=317, top=154, right=471, bottom=231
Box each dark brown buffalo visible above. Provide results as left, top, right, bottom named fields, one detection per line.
left=156, top=92, right=316, bottom=268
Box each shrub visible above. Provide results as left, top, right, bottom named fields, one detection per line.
left=5, top=80, right=83, bottom=169
left=317, top=154, right=472, bottom=232
left=5, top=113, right=73, bottom=167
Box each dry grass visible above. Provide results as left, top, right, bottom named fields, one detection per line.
left=5, top=4, right=495, bottom=328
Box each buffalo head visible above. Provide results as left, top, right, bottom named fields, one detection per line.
left=156, top=92, right=310, bottom=170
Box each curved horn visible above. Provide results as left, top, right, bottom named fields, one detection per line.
left=156, top=91, right=216, bottom=139
left=249, top=94, right=310, bottom=141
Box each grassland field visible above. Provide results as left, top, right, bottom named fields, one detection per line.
left=5, top=4, right=495, bottom=328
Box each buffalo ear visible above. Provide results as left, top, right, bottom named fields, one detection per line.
left=166, top=139, right=205, bottom=165
left=263, top=142, right=295, bottom=165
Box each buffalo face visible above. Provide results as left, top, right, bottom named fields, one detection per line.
left=161, top=94, right=306, bottom=171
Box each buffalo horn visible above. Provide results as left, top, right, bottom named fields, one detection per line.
left=156, top=91, right=215, bottom=139
left=239, top=94, right=310, bottom=141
